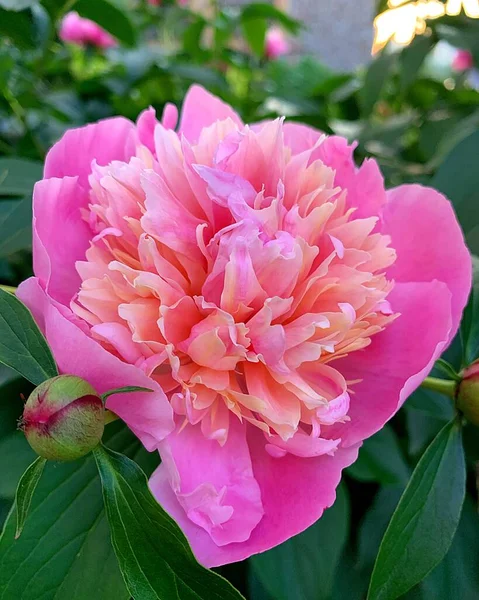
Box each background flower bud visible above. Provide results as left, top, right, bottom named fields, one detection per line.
left=457, top=361, right=479, bottom=426
left=22, top=375, right=105, bottom=461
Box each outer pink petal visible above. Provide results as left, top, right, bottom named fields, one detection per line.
left=17, top=277, right=175, bottom=451
left=179, top=85, right=243, bottom=143
left=150, top=431, right=358, bottom=566
left=33, top=177, right=91, bottom=305
left=136, top=103, right=179, bottom=154
left=330, top=280, right=453, bottom=447
left=383, top=184, right=471, bottom=341
left=283, top=122, right=322, bottom=155
left=151, top=418, right=263, bottom=548
left=314, top=136, right=387, bottom=219
left=44, top=117, right=136, bottom=188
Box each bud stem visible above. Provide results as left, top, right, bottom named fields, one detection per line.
left=421, top=376, right=457, bottom=398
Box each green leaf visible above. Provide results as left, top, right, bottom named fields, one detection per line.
left=250, top=483, right=349, bottom=600
left=240, top=3, right=300, bottom=34
left=0, top=423, right=153, bottom=600
left=0, top=196, right=33, bottom=258
left=183, top=17, right=207, bottom=57
left=0, top=501, right=11, bottom=533
left=93, top=444, right=245, bottom=600
left=431, top=131, right=479, bottom=246
left=101, top=385, right=153, bottom=402
left=461, top=255, right=479, bottom=365
left=359, top=51, right=396, bottom=118
left=416, top=497, right=479, bottom=599
left=14, top=456, right=46, bottom=539
left=332, top=550, right=369, bottom=600
left=0, top=432, right=36, bottom=498
left=0, top=287, right=58, bottom=386
left=73, top=0, right=136, bottom=46
left=0, top=369, right=33, bottom=440
left=399, top=35, right=434, bottom=92
left=406, top=386, right=454, bottom=420
left=357, top=486, right=404, bottom=572
left=368, top=420, right=466, bottom=600
left=0, top=158, right=42, bottom=197
left=434, top=358, right=461, bottom=382
left=241, top=17, right=267, bottom=58
left=0, top=8, right=35, bottom=48
left=347, top=425, right=410, bottom=485
left=405, top=409, right=448, bottom=457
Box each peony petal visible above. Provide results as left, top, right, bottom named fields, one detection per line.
left=151, top=417, right=263, bottom=547
left=314, top=136, right=387, bottom=219
left=150, top=428, right=358, bottom=566
left=283, top=122, right=323, bottom=155
left=179, top=85, right=243, bottom=143
left=383, top=184, right=471, bottom=341
left=17, top=277, right=175, bottom=451
left=33, top=177, right=91, bottom=305
left=330, top=280, right=453, bottom=447
left=44, top=117, right=135, bottom=188
left=136, top=107, right=157, bottom=154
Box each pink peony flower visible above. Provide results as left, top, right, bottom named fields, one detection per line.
left=265, top=26, right=290, bottom=59
left=59, top=11, right=117, bottom=49
left=452, top=49, right=474, bottom=72
left=18, top=86, right=471, bottom=566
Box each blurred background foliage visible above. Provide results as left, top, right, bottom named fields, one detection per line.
left=0, top=1, right=479, bottom=599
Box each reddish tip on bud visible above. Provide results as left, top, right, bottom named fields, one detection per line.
left=457, top=361, right=479, bottom=426
left=21, top=375, right=104, bottom=461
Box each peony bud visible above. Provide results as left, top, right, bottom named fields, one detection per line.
left=265, top=27, right=290, bottom=60
left=22, top=375, right=104, bottom=461
left=452, top=50, right=474, bottom=72
left=457, top=361, right=479, bottom=426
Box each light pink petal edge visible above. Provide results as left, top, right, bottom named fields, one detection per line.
left=33, top=176, right=91, bottom=305
left=179, top=85, right=243, bottom=143
left=44, top=116, right=136, bottom=188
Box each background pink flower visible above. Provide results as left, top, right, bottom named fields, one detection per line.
left=452, top=49, right=474, bottom=72
left=265, top=27, right=290, bottom=59
left=59, top=12, right=117, bottom=49
left=18, top=85, right=471, bottom=567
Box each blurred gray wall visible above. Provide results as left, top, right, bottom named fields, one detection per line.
left=220, top=0, right=376, bottom=71
left=291, top=0, right=375, bottom=71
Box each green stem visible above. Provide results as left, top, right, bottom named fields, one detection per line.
left=421, top=376, right=457, bottom=398
left=104, top=410, right=120, bottom=425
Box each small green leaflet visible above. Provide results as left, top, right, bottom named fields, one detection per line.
left=0, top=288, right=58, bottom=385
left=368, top=419, right=466, bottom=600
left=14, top=456, right=46, bottom=539
left=93, top=445, right=245, bottom=600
